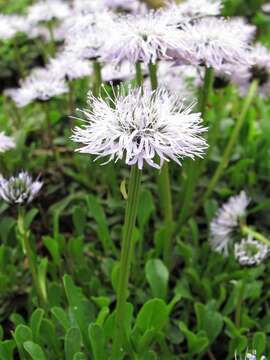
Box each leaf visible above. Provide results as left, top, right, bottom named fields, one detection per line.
left=13, top=324, right=33, bottom=358
left=72, top=206, right=87, bottom=236
left=42, top=236, right=60, bottom=265
left=138, top=190, right=154, bottom=229
left=37, top=258, right=48, bottom=303
left=145, top=259, right=168, bottom=300
left=40, top=319, right=61, bottom=357
left=65, top=327, right=82, bottom=360
left=252, top=332, right=266, bottom=356
left=136, top=299, right=169, bottom=333
left=0, top=340, right=15, bottom=360
left=25, top=208, right=39, bottom=228
left=51, top=307, right=70, bottom=331
left=30, top=308, right=45, bottom=341
left=73, top=353, right=87, bottom=360
left=23, top=341, right=46, bottom=360
left=179, top=322, right=209, bottom=355
left=88, top=323, right=106, bottom=360
left=86, top=195, right=114, bottom=253
left=194, top=303, right=223, bottom=344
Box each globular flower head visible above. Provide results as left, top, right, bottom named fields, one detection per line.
left=210, top=191, right=249, bottom=254
left=0, top=172, right=43, bottom=205
left=0, top=132, right=16, bottom=153
left=102, top=10, right=190, bottom=66
left=27, top=0, right=71, bottom=24
left=6, top=67, right=68, bottom=107
left=164, top=0, right=222, bottom=27
left=71, top=87, right=207, bottom=170
left=177, top=17, right=252, bottom=71
left=0, top=14, right=30, bottom=40
left=234, top=235, right=268, bottom=266
left=48, top=52, right=92, bottom=81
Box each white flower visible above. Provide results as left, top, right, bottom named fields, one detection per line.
left=71, top=87, right=207, bottom=169
left=6, top=67, right=68, bottom=107
left=164, top=0, right=222, bottom=26
left=177, top=17, right=252, bottom=71
left=48, top=52, right=92, bottom=81
left=103, top=0, right=147, bottom=13
left=72, top=0, right=106, bottom=14
left=102, top=10, right=190, bottom=66
left=262, top=2, right=270, bottom=13
left=226, top=44, right=270, bottom=97
left=235, top=351, right=266, bottom=360
left=210, top=191, right=249, bottom=254
left=64, top=12, right=114, bottom=60
left=0, top=132, right=16, bottom=153
left=0, top=172, right=43, bottom=205
left=27, top=0, right=71, bottom=24
left=0, top=14, right=30, bottom=40
left=234, top=235, right=268, bottom=266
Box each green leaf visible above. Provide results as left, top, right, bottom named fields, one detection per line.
left=145, top=259, right=168, bottom=300
left=86, top=195, right=114, bottom=253
left=65, top=327, right=82, bottom=360
left=252, top=332, right=266, bottom=356
left=13, top=324, right=33, bottom=358
left=37, top=258, right=48, bottom=303
left=42, top=236, right=60, bottom=265
left=40, top=319, right=61, bottom=357
left=23, top=341, right=46, bottom=360
left=136, top=299, right=168, bottom=333
left=73, top=353, right=87, bottom=360
left=72, top=206, right=87, bottom=236
left=194, top=303, right=223, bottom=344
left=179, top=322, right=209, bottom=355
left=30, top=308, right=45, bottom=341
left=25, top=208, right=39, bottom=228
left=0, top=340, right=15, bottom=360
left=51, top=307, right=70, bottom=331
left=138, top=190, right=154, bottom=229
left=88, top=323, right=106, bottom=360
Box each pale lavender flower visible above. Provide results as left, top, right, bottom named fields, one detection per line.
left=102, top=11, right=190, bottom=66
left=164, top=0, right=222, bottom=26
left=234, top=235, right=268, bottom=266
left=6, top=68, right=68, bottom=107
left=210, top=191, right=249, bottom=254
left=0, top=132, right=16, bottom=153
left=177, top=17, right=252, bottom=71
left=27, top=0, right=71, bottom=24
left=0, top=14, right=30, bottom=40
left=48, top=52, right=92, bottom=81
left=0, top=172, right=43, bottom=204
left=71, top=87, right=207, bottom=169
left=262, top=2, right=270, bottom=13
left=72, top=0, right=106, bottom=14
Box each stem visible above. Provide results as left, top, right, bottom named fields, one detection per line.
left=148, top=62, right=158, bottom=90
left=112, top=165, right=142, bottom=360
left=13, top=38, right=26, bottom=78
left=93, top=60, right=102, bottom=97
left=42, top=101, right=53, bottom=148
left=179, top=67, right=214, bottom=225
left=235, top=280, right=245, bottom=328
left=47, top=20, right=56, bottom=56
left=135, top=62, right=143, bottom=88
left=18, top=207, right=46, bottom=307
left=68, top=81, right=76, bottom=114
left=204, top=80, right=258, bottom=201
left=241, top=224, right=270, bottom=248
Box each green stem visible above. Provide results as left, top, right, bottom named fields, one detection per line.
left=112, top=165, right=142, bottom=360
left=47, top=20, right=56, bottom=56
left=13, top=38, right=26, bottom=78
left=42, top=101, right=53, bottom=148
left=68, top=81, right=76, bottom=114
left=148, top=62, right=158, bottom=90
left=179, top=67, right=214, bottom=225
left=241, top=224, right=270, bottom=248
left=93, top=60, right=102, bottom=97
left=204, top=80, right=258, bottom=201
left=235, top=280, right=245, bottom=328
left=18, top=207, right=46, bottom=307
left=135, top=62, right=143, bottom=88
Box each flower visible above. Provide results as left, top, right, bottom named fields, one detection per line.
left=0, top=172, right=43, bottom=205
left=27, top=0, right=71, bottom=24
left=235, top=351, right=266, bottom=360
left=234, top=235, right=268, bottom=266
left=6, top=67, right=68, bottom=107
left=0, top=132, right=16, bottom=153
left=103, top=0, right=146, bottom=13
left=262, top=2, right=270, bottom=13
left=225, top=44, right=270, bottom=97
left=176, top=17, right=252, bottom=71
left=164, top=0, right=222, bottom=26
left=210, top=191, right=249, bottom=254
left=71, top=87, right=207, bottom=169
left=72, top=0, right=106, bottom=14
left=48, top=52, right=92, bottom=81
left=102, top=10, right=189, bottom=66
left=0, top=14, right=30, bottom=40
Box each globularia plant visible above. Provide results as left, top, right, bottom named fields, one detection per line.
left=71, top=85, right=207, bottom=358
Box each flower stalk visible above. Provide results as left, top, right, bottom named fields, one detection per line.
left=112, top=165, right=142, bottom=359
left=93, top=59, right=102, bottom=97
left=241, top=224, right=270, bottom=248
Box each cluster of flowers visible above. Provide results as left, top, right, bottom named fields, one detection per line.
left=210, top=192, right=269, bottom=266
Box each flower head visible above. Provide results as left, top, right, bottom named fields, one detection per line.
left=7, top=67, right=68, bottom=107
left=71, top=87, right=207, bottom=169
left=234, top=235, right=268, bottom=266
left=27, top=0, right=71, bottom=24
left=103, top=0, right=146, bottom=13
left=0, top=172, right=43, bottom=205
left=0, top=132, right=16, bottom=153
left=210, top=191, right=249, bottom=254
left=0, top=14, right=30, bottom=40
left=102, top=11, right=189, bottom=65
left=48, top=52, right=92, bottom=81
left=177, top=17, right=252, bottom=70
